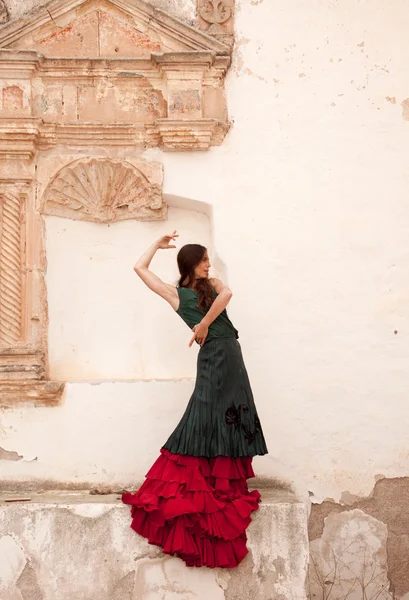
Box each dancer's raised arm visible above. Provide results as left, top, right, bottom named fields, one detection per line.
left=134, top=230, right=179, bottom=310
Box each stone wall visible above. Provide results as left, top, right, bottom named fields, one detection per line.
left=0, top=490, right=309, bottom=600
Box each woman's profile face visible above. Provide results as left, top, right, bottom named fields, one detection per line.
left=193, top=252, right=211, bottom=279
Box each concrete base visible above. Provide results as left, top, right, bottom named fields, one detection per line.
left=0, top=489, right=308, bottom=600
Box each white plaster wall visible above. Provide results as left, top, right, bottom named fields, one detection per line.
left=160, top=0, right=409, bottom=502
left=46, top=206, right=211, bottom=381
left=2, top=0, right=409, bottom=503
left=0, top=381, right=194, bottom=484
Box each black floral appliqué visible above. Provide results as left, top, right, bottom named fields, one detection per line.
left=225, top=404, right=248, bottom=429
left=225, top=405, right=261, bottom=445
left=242, top=425, right=257, bottom=444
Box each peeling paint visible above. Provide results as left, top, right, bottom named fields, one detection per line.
left=0, top=446, right=23, bottom=461
left=16, top=561, right=43, bottom=600
left=310, top=510, right=390, bottom=600
left=401, top=98, right=409, bottom=120
left=0, top=495, right=308, bottom=599
left=310, top=477, right=409, bottom=598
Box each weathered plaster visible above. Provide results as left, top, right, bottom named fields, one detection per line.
left=2, top=0, right=196, bottom=25
left=310, top=509, right=390, bottom=600
left=309, top=477, right=409, bottom=599
left=0, top=490, right=309, bottom=600
left=0, top=446, right=23, bottom=460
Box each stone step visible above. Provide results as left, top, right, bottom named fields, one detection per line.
left=0, top=489, right=308, bottom=600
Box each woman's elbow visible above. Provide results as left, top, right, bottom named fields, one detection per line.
left=224, top=287, right=233, bottom=300
left=133, top=264, right=144, bottom=276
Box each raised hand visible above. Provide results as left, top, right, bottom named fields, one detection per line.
left=156, top=230, right=179, bottom=250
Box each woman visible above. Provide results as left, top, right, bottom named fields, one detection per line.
left=122, top=230, right=268, bottom=568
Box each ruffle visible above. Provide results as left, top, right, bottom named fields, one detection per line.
left=122, top=449, right=261, bottom=568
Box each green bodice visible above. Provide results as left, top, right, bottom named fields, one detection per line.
left=176, top=286, right=238, bottom=343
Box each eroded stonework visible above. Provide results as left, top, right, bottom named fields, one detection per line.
left=0, top=490, right=309, bottom=600
left=0, top=0, right=231, bottom=151
left=309, top=510, right=390, bottom=600
left=309, top=477, right=409, bottom=600
left=0, top=1, right=8, bottom=24
left=0, top=0, right=232, bottom=405
left=43, top=158, right=165, bottom=222
left=198, top=0, right=234, bottom=48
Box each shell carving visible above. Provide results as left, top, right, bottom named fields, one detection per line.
left=43, top=159, right=165, bottom=223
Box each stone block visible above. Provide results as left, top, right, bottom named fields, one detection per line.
left=0, top=489, right=308, bottom=600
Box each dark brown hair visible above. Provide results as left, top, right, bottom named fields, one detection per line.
left=177, top=244, right=214, bottom=313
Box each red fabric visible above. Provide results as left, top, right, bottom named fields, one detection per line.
left=122, top=449, right=261, bottom=568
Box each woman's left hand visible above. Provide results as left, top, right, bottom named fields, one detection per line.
left=189, top=321, right=209, bottom=347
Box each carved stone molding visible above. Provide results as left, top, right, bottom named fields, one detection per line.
left=0, top=188, right=65, bottom=404
left=0, top=348, right=45, bottom=381
left=0, top=0, right=233, bottom=404
left=0, top=116, right=230, bottom=155
left=0, top=0, right=230, bottom=55
left=155, top=118, right=229, bottom=151
left=200, top=0, right=232, bottom=33
left=0, top=192, right=24, bottom=346
left=43, top=158, right=166, bottom=222
left=0, top=0, right=231, bottom=151
left=0, top=1, right=9, bottom=25
left=0, top=49, right=231, bottom=152
left=198, top=0, right=234, bottom=47
left=0, top=380, right=65, bottom=407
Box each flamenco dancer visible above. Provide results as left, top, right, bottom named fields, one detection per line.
left=122, top=230, right=268, bottom=568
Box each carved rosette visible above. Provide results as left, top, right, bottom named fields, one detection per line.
left=43, top=159, right=166, bottom=223
left=0, top=0, right=9, bottom=25
left=0, top=193, right=23, bottom=345
left=198, top=0, right=234, bottom=45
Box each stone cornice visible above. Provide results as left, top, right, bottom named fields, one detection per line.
left=0, top=50, right=230, bottom=77
left=0, top=117, right=230, bottom=154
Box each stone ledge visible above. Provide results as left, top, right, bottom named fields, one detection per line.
left=0, top=380, right=65, bottom=407
left=0, top=117, right=230, bottom=152
left=0, top=490, right=309, bottom=600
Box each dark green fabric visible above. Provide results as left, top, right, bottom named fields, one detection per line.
left=176, top=286, right=238, bottom=344
left=162, top=338, right=268, bottom=458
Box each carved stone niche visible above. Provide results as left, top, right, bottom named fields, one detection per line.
left=0, top=156, right=164, bottom=406
left=0, top=0, right=232, bottom=151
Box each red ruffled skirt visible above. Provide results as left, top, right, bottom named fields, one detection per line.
left=122, top=449, right=261, bottom=568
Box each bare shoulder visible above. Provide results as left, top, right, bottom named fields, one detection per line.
left=209, top=278, right=231, bottom=294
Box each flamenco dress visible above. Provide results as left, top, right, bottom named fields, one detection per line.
left=122, top=286, right=268, bottom=568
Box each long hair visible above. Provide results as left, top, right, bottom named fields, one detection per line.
left=177, top=244, right=214, bottom=313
